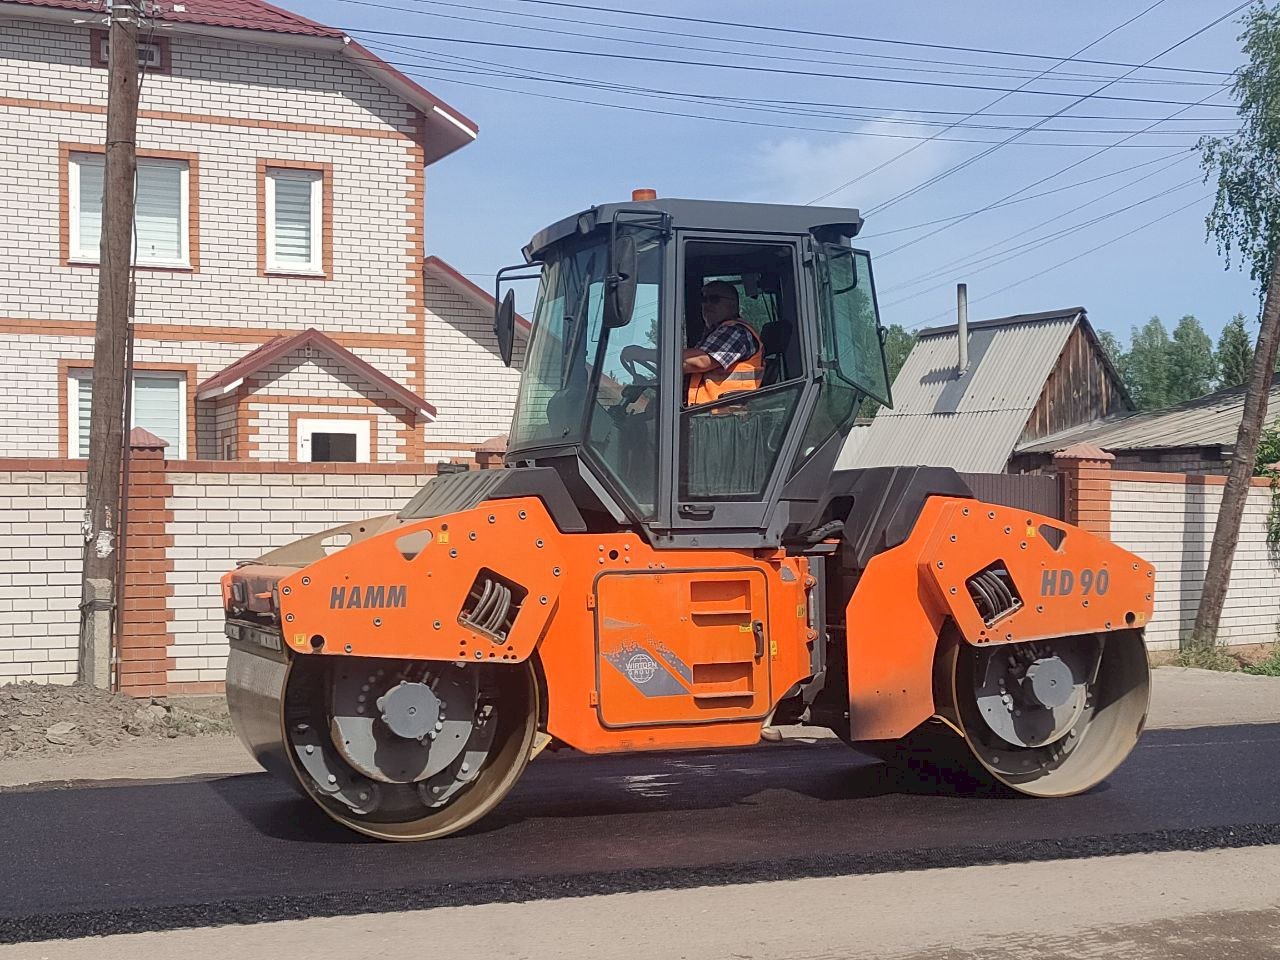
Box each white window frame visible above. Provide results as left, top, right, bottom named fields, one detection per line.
left=67, top=370, right=188, bottom=459
left=296, top=418, right=370, bottom=463
left=68, top=153, right=191, bottom=269
left=96, top=36, right=164, bottom=69
left=265, top=167, right=325, bottom=276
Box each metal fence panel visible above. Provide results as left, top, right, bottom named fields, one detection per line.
left=959, top=472, right=1063, bottom=520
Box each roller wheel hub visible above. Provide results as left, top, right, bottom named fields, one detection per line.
left=378, top=681, right=441, bottom=740
left=1023, top=656, right=1074, bottom=709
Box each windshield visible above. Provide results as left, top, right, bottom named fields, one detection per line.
left=509, top=239, right=608, bottom=449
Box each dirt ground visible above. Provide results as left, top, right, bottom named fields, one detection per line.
left=0, top=682, right=231, bottom=762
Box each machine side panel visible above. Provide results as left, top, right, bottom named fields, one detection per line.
left=275, top=498, right=564, bottom=664
left=594, top=568, right=773, bottom=728
left=844, top=497, right=1154, bottom=741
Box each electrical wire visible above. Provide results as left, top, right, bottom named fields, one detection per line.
left=489, top=0, right=1235, bottom=78
left=856, top=0, right=1248, bottom=218
left=340, top=0, right=1229, bottom=87
left=903, top=192, right=1215, bottom=329
left=874, top=78, right=1231, bottom=259
left=880, top=174, right=1203, bottom=308
left=865, top=151, right=1195, bottom=237
left=807, top=0, right=1174, bottom=206
left=355, top=51, right=1217, bottom=147
left=340, top=26, right=1242, bottom=108
left=368, top=42, right=1239, bottom=137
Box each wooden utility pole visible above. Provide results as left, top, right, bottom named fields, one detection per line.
left=78, top=0, right=140, bottom=688
left=1189, top=252, right=1280, bottom=651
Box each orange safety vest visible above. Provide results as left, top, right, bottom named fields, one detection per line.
left=686, top=320, right=765, bottom=407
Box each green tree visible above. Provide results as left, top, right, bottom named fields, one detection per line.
left=1096, top=329, right=1125, bottom=366
left=858, top=323, right=915, bottom=417
left=1216, top=313, right=1255, bottom=388
left=1125, top=316, right=1172, bottom=410
left=1192, top=2, right=1280, bottom=652
left=1167, top=314, right=1217, bottom=402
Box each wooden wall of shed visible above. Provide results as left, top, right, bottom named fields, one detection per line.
left=1021, top=324, right=1129, bottom=443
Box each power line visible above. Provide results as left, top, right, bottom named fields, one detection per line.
left=874, top=79, right=1231, bottom=259
left=864, top=151, right=1194, bottom=237
left=858, top=1, right=1248, bottom=218
left=881, top=174, right=1202, bottom=308
left=369, top=42, right=1239, bottom=137
left=362, top=53, right=1215, bottom=147
left=342, top=0, right=1227, bottom=86
left=491, top=0, right=1234, bottom=78
left=903, top=192, right=1215, bottom=329
left=343, top=26, right=1241, bottom=109
left=807, top=0, right=1173, bottom=206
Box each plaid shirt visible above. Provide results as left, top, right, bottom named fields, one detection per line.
left=697, top=319, right=758, bottom=370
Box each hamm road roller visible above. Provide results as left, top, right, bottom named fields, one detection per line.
left=224, top=196, right=1153, bottom=841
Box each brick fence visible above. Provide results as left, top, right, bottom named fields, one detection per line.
left=1, top=443, right=1276, bottom=693
left=0, top=437, right=435, bottom=694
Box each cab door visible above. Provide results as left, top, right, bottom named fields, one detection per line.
left=594, top=568, right=772, bottom=728
left=668, top=234, right=811, bottom=536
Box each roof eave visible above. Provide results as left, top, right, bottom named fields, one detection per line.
left=342, top=40, right=477, bottom=165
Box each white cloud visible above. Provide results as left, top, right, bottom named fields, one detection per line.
left=746, top=117, right=961, bottom=208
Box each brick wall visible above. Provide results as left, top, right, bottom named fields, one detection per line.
left=1110, top=471, right=1280, bottom=650
left=422, top=274, right=523, bottom=452
left=0, top=464, right=85, bottom=683
left=165, top=464, right=433, bottom=689
left=0, top=455, right=435, bottom=691
left=0, top=15, right=429, bottom=457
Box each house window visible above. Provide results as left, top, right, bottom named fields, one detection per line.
left=68, top=370, right=187, bottom=458
left=265, top=167, right=324, bottom=274
left=69, top=153, right=191, bottom=268
left=296, top=418, right=370, bottom=463
left=90, top=29, right=169, bottom=72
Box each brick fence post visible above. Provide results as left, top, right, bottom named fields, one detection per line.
left=117, top=427, right=175, bottom=696
left=1053, top=442, right=1115, bottom=537
left=474, top=434, right=507, bottom=470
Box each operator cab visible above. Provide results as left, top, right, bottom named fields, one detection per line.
left=494, top=195, right=891, bottom=548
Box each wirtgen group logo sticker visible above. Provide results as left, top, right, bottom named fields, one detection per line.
left=626, top=652, right=658, bottom=685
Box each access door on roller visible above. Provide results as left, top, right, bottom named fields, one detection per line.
left=593, top=569, right=772, bottom=727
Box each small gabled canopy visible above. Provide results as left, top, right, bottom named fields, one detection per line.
left=197, top=328, right=436, bottom=419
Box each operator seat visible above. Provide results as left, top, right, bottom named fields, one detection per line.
left=760, top=320, right=792, bottom=387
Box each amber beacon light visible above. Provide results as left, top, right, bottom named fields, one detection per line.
left=631, top=188, right=658, bottom=201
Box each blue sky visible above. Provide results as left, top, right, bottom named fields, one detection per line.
left=301, top=0, right=1259, bottom=344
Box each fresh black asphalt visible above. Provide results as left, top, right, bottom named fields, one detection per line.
left=1, top=723, right=1278, bottom=943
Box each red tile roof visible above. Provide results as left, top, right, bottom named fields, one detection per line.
left=197, top=328, right=436, bottom=419
left=4, top=0, right=478, bottom=164
left=5, top=0, right=343, bottom=37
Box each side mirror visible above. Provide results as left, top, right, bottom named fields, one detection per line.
left=494, top=289, right=516, bottom=366
left=603, top=234, right=637, bottom=329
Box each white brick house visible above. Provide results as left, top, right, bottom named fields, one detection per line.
left=0, top=0, right=517, bottom=464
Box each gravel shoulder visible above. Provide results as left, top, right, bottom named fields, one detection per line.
left=1, top=667, right=1276, bottom=790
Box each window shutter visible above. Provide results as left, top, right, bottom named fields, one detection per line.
left=133, top=375, right=181, bottom=453
left=271, top=170, right=318, bottom=268
left=76, top=156, right=105, bottom=260
left=76, top=376, right=93, bottom=458
left=134, top=160, right=184, bottom=262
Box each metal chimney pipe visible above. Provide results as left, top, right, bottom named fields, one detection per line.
left=956, top=283, right=969, bottom=375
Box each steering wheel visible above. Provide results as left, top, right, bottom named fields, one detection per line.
left=621, top=353, right=659, bottom=381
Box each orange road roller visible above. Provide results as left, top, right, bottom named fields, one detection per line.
left=224, top=197, right=1153, bottom=840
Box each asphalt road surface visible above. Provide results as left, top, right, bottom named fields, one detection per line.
left=1, top=723, right=1278, bottom=944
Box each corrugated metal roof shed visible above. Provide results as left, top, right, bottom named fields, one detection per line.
left=838, top=307, right=1085, bottom=473
left=1018, top=373, right=1280, bottom=454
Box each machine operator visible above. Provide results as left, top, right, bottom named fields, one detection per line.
left=621, top=281, right=764, bottom=406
